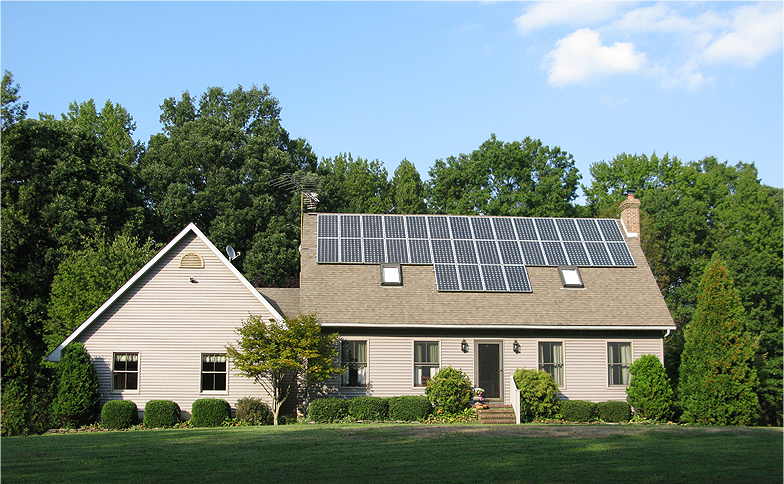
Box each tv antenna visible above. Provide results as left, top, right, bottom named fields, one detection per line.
left=271, top=172, right=321, bottom=236
left=226, top=245, right=240, bottom=261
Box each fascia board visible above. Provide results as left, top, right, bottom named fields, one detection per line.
left=319, top=322, right=677, bottom=331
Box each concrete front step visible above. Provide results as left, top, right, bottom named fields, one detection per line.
left=476, top=404, right=516, bottom=425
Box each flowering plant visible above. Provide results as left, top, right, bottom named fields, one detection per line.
left=473, top=388, right=485, bottom=401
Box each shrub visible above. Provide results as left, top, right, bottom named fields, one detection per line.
left=597, top=401, right=631, bottom=423
left=191, top=398, right=232, bottom=427
left=425, top=367, right=473, bottom=414
left=143, top=400, right=181, bottom=428
left=626, top=354, right=674, bottom=422
left=348, top=396, right=389, bottom=421
left=559, top=400, right=597, bottom=422
left=52, top=343, right=101, bottom=428
left=513, top=368, right=561, bottom=422
left=101, top=400, right=138, bottom=429
left=235, top=397, right=273, bottom=425
left=308, top=398, right=349, bottom=422
left=388, top=396, right=432, bottom=421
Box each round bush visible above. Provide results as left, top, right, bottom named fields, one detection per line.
left=191, top=398, right=232, bottom=427
left=308, top=398, right=349, bottom=422
left=348, top=396, right=389, bottom=421
left=559, top=400, right=597, bottom=422
left=626, top=354, right=674, bottom=422
left=143, top=400, right=181, bottom=428
left=235, top=397, right=273, bottom=425
left=513, top=369, right=560, bottom=422
left=388, top=396, right=432, bottom=421
left=425, top=367, right=473, bottom=414
left=597, top=401, right=631, bottom=423
left=101, top=400, right=138, bottom=429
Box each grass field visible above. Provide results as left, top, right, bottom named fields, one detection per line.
left=2, top=423, right=782, bottom=484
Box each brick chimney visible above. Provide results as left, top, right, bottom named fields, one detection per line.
left=619, top=190, right=641, bottom=236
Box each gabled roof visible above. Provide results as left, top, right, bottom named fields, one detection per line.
left=46, top=223, right=284, bottom=361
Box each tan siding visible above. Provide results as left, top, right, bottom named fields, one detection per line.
left=78, top=233, right=275, bottom=413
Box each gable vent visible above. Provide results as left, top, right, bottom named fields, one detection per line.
left=179, top=252, right=204, bottom=269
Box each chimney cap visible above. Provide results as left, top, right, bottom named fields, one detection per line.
left=625, top=189, right=636, bottom=197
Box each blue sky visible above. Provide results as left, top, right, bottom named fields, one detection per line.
left=2, top=1, right=782, bottom=197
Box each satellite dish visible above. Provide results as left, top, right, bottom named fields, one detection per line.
left=226, top=245, right=240, bottom=261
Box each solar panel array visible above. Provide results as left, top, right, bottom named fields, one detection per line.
left=317, top=214, right=635, bottom=293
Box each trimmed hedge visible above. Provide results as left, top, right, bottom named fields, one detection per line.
left=191, top=398, right=231, bottom=427
left=143, top=400, right=181, bottom=428
left=597, top=401, right=631, bottom=423
left=101, top=400, right=138, bottom=429
left=235, top=397, right=273, bottom=425
left=513, top=368, right=560, bottom=422
left=425, top=367, right=473, bottom=414
left=559, top=400, right=597, bottom=422
left=388, top=396, right=432, bottom=421
left=348, top=396, right=389, bottom=421
left=308, top=398, right=349, bottom=422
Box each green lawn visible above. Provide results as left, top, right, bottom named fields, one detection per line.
left=2, top=424, right=782, bottom=484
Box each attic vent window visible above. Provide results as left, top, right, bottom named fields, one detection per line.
left=558, top=266, right=583, bottom=288
left=180, top=252, right=204, bottom=269
left=380, top=264, right=402, bottom=286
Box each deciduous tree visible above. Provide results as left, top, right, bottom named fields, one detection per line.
left=317, top=153, right=391, bottom=213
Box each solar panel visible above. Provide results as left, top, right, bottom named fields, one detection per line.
left=607, top=242, right=635, bottom=266
left=564, top=242, right=590, bottom=266
left=434, top=264, right=459, bottom=291
left=556, top=219, right=581, bottom=241
left=431, top=240, right=454, bottom=264
left=318, top=214, right=338, bottom=237
left=477, top=240, right=501, bottom=265
left=341, top=238, right=362, bottom=263
left=428, top=216, right=450, bottom=239
left=406, top=216, right=428, bottom=239
left=409, top=239, right=432, bottom=264
left=481, top=265, right=507, bottom=291
left=450, top=217, right=473, bottom=239
left=341, top=215, right=361, bottom=238
left=363, top=215, right=383, bottom=238
left=499, top=240, right=523, bottom=265
left=454, top=240, right=477, bottom=264
left=364, top=238, right=384, bottom=263
left=384, top=215, right=405, bottom=238
left=505, top=265, right=532, bottom=292
left=577, top=219, right=602, bottom=242
left=386, top=239, right=409, bottom=264
left=317, top=238, right=338, bottom=263
left=493, top=217, right=516, bottom=240
left=520, top=241, right=546, bottom=266
left=535, top=218, right=560, bottom=241
left=586, top=241, right=612, bottom=266
left=514, top=218, right=537, bottom=240
left=598, top=219, right=624, bottom=241
left=542, top=241, right=568, bottom=265
left=458, top=265, right=483, bottom=291
left=472, top=218, right=495, bottom=239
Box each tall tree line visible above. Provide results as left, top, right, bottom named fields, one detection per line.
left=2, top=71, right=781, bottom=433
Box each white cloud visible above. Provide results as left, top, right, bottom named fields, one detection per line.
left=702, top=3, right=783, bottom=67
left=515, top=1, right=621, bottom=34
left=545, top=28, right=646, bottom=87
left=615, top=3, right=705, bottom=34
left=660, top=59, right=715, bottom=91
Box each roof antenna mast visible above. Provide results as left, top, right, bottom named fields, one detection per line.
left=270, top=173, right=320, bottom=240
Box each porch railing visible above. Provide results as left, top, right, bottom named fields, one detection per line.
left=510, top=374, right=521, bottom=424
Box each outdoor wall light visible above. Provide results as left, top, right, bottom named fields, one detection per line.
left=461, top=339, right=469, bottom=353
left=190, top=277, right=198, bottom=284
left=513, top=340, right=520, bottom=354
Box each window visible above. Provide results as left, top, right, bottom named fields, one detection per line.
left=558, top=266, right=583, bottom=288
left=201, top=354, right=227, bottom=392
left=341, top=340, right=367, bottom=386
left=113, top=353, right=138, bottom=390
left=539, top=342, right=564, bottom=386
left=380, top=264, right=402, bottom=285
left=414, top=342, right=439, bottom=386
left=608, top=342, right=632, bottom=386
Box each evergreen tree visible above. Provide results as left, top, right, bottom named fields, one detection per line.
left=389, top=159, right=428, bottom=214
left=52, top=343, right=101, bottom=428
left=678, top=254, right=759, bottom=425
left=626, top=354, right=674, bottom=422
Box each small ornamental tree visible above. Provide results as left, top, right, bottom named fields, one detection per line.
left=626, top=354, right=674, bottom=422
left=513, top=368, right=560, bottom=422
left=678, top=254, right=759, bottom=425
left=52, top=343, right=101, bottom=428
left=425, top=367, right=473, bottom=414
left=226, top=313, right=342, bottom=425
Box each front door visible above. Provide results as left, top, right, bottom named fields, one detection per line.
left=476, top=342, right=502, bottom=400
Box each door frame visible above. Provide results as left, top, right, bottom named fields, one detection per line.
left=474, top=339, right=504, bottom=401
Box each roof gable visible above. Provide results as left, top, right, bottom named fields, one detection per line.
left=46, top=223, right=283, bottom=361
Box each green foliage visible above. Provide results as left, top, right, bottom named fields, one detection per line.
left=101, top=400, right=138, bottom=429
left=318, top=153, right=391, bottom=213
left=427, top=134, right=580, bottom=216
left=235, top=397, right=273, bottom=425
left=2, top=70, right=28, bottom=128
left=190, top=398, right=232, bottom=427
left=52, top=343, right=101, bottom=428
left=388, top=396, right=432, bottom=421
left=389, top=159, right=428, bottom=214
left=678, top=254, right=759, bottom=426
left=559, top=400, right=597, bottom=422
left=347, top=396, right=389, bottom=421
left=513, top=368, right=561, bottom=422
left=307, top=398, right=349, bottom=422
left=597, top=401, right=631, bottom=423
left=424, top=367, right=473, bottom=414
left=626, top=354, right=674, bottom=422
left=143, top=400, right=181, bottom=428
left=424, top=407, right=478, bottom=423
left=226, top=313, right=342, bottom=425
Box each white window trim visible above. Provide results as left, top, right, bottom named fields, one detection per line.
left=558, top=266, right=584, bottom=288
left=111, top=351, right=140, bottom=394
left=340, top=340, right=368, bottom=387
left=538, top=340, right=566, bottom=389
left=200, top=353, right=229, bottom=394
left=606, top=341, right=633, bottom=388
left=413, top=340, right=440, bottom=388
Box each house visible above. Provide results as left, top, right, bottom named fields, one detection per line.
left=48, top=193, right=675, bottom=418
